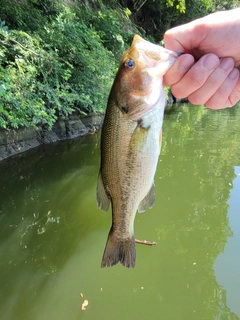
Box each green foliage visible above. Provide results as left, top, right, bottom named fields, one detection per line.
left=166, top=0, right=186, bottom=13
left=0, top=0, right=60, bottom=31
left=163, top=0, right=239, bottom=33
left=117, top=0, right=239, bottom=41
left=0, top=3, right=136, bottom=129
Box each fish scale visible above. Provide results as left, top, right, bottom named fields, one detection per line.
left=97, top=35, right=179, bottom=268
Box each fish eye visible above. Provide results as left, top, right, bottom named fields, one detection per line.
left=124, top=59, right=135, bottom=70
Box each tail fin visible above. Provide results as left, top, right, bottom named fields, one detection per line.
left=101, top=230, right=136, bottom=268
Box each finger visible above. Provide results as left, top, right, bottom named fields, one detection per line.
left=188, top=57, right=235, bottom=105
left=229, top=76, right=240, bottom=107
left=205, top=68, right=239, bottom=109
left=170, top=54, right=220, bottom=99
left=164, top=30, right=186, bottom=52
left=164, top=23, right=197, bottom=52
left=163, top=54, right=195, bottom=87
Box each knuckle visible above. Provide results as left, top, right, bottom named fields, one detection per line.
left=171, top=85, right=187, bottom=99
left=205, top=100, right=217, bottom=109
left=188, top=71, right=207, bottom=88
left=188, top=94, right=205, bottom=105
left=205, top=94, right=228, bottom=109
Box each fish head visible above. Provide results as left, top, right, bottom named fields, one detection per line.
left=129, top=34, right=180, bottom=76
left=112, top=35, right=180, bottom=119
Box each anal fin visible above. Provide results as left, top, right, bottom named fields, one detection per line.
left=138, top=183, right=155, bottom=213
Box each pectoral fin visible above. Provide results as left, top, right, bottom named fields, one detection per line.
left=97, top=172, right=110, bottom=212
left=138, top=183, right=155, bottom=213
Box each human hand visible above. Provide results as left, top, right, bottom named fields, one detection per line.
left=163, top=8, right=240, bottom=109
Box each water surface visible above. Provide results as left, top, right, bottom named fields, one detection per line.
left=0, top=104, right=240, bottom=320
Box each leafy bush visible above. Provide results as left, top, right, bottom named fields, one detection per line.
left=0, top=3, right=135, bottom=129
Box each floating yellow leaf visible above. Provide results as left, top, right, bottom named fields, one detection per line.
left=81, top=299, right=89, bottom=311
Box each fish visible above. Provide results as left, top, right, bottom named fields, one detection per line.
left=97, top=35, right=179, bottom=268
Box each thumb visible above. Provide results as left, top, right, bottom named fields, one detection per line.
left=164, top=23, right=198, bottom=53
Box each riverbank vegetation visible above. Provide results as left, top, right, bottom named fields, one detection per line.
left=0, top=0, right=238, bottom=129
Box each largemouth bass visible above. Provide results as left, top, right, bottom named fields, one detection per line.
left=97, top=35, right=178, bottom=268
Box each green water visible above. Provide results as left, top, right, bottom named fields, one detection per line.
left=0, top=104, right=240, bottom=320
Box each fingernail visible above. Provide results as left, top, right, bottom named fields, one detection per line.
left=228, top=68, right=239, bottom=80
left=202, top=54, right=219, bottom=71
left=220, top=57, right=234, bottom=71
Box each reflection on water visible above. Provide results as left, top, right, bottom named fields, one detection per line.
left=214, top=166, right=240, bottom=317
left=0, top=104, right=240, bottom=320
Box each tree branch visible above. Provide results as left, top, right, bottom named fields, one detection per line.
left=135, top=239, right=157, bottom=246
left=9, top=38, right=39, bottom=56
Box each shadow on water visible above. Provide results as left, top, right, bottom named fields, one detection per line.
left=0, top=104, right=240, bottom=320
